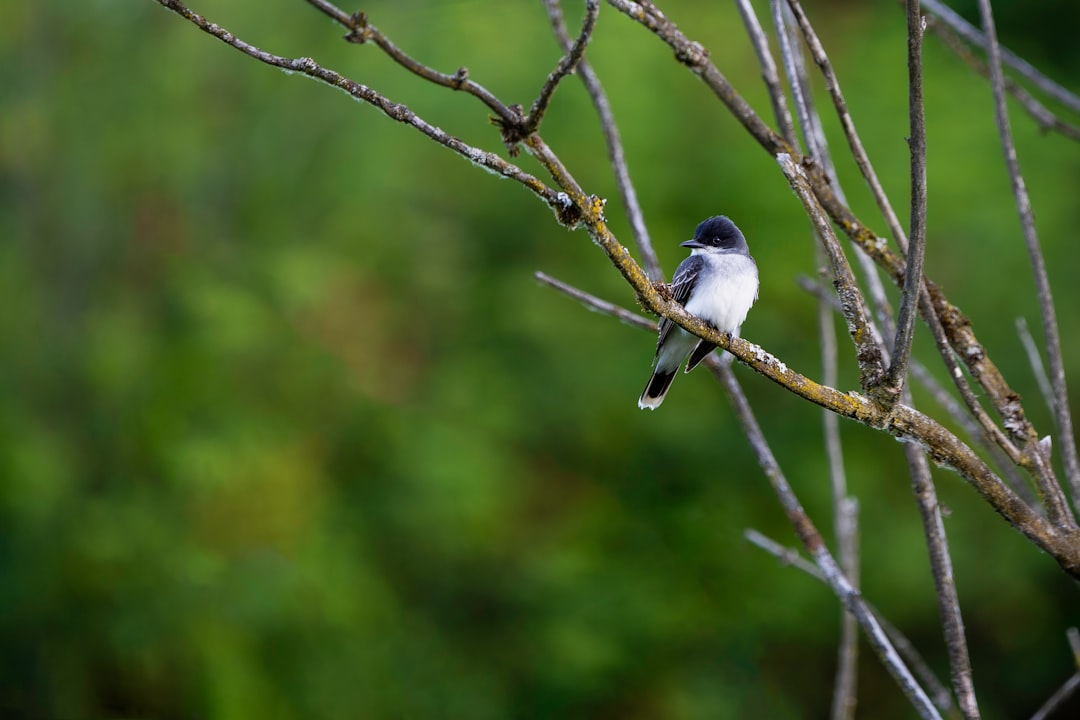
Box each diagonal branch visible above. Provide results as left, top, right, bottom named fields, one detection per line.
left=975, top=0, right=1080, bottom=513
left=920, top=0, right=1080, bottom=117
left=735, top=0, right=798, bottom=149
left=923, top=14, right=1080, bottom=142
left=746, top=530, right=957, bottom=715
left=526, top=0, right=601, bottom=133
left=542, top=0, right=662, bottom=281
left=777, top=154, right=884, bottom=392
left=308, top=3, right=518, bottom=127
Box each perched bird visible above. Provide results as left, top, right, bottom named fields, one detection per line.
left=638, top=216, right=759, bottom=410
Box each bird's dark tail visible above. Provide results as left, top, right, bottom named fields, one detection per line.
left=684, top=340, right=718, bottom=373
left=638, top=370, right=677, bottom=410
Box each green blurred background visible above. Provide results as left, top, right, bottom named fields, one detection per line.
left=3, top=1, right=1080, bottom=718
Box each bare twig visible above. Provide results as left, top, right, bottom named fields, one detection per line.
left=772, top=0, right=813, bottom=156
left=832, top=498, right=860, bottom=720
left=1017, top=317, right=1056, bottom=419
left=542, top=0, right=661, bottom=281
left=885, top=1, right=929, bottom=401
left=777, top=154, right=884, bottom=391
left=906, top=444, right=980, bottom=719
left=526, top=0, right=600, bottom=133
left=783, top=0, right=909, bottom=253
left=920, top=0, right=1080, bottom=117
left=975, top=0, right=1080, bottom=515
left=534, top=272, right=653, bottom=331
left=924, top=17, right=1080, bottom=142
left=1030, top=674, right=1080, bottom=720
left=313, top=5, right=518, bottom=127
left=817, top=253, right=860, bottom=720
left=735, top=0, right=797, bottom=148
left=747, top=530, right=957, bottom=715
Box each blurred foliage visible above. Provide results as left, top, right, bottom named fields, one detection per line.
left=2, top=1, right=1080, bottom=718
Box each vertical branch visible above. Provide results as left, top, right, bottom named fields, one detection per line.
left=974, top=0, right=1080, bottom=506
left=831, top=498, right=860, bottom=720
left=819, top=258, right=859, bottom=720
left=906, top=444, right=981, bottom=719
left=886, top=1, right=928, bottom=400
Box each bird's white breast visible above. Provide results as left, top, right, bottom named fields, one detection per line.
left=684, top=254, right=759, bottom=335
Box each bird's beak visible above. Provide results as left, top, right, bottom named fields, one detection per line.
left=680, top=239, right=705, bottom=249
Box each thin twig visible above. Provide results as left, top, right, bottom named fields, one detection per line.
left=735, top=0, right=798, bottom=148
left=771, top=0, right=814, bottom=156
left=542, top=0, right=661, bottom=281
left=905, top=442, right=980, bottom=719
left=920, top=0, right=1080, bottom=117
left=784, top=0, right=909, bottom=253
left=534, top=272, right=653, bottom=331
left=310, top=4, right=518, bottom=126
left=1030, top=674, right=1080, bottom=720
left=527, top=0, right=601, bottom=133
left=832, top=498, right=860, bottom=720
left=1017, top=317, right=1056, bottom=421
left=975, top=0, right=1080, bottom=516
left=923, top=16, right=1080, bottom=142
left=885, top=2, right=929, bottom=402
left=817, top=251, right=859, bottom=720
left=746, top=530, right=957, bottom=715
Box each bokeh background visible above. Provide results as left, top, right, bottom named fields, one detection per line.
left=3, top=1, right=1080, bottom=718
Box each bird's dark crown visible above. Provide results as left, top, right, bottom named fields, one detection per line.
left=692, top=215, right=744, bottom=250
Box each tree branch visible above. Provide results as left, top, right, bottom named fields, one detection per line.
left=886, top=2, right=929, bottom=399
left=975, top=0, right=1080, bottom=513
left=746, top=530, right=957, bottom=715
left=920, top=0, right=1080, bottom=118
left=542, top=0, right=662, bottom=281
left=526, top=0, right=601, bottom=133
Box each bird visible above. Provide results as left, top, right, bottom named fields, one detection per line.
left=638, top=215, right=759, bottom=410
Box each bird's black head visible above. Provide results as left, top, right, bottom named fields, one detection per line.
left=681, top=215, right=747, bottom=252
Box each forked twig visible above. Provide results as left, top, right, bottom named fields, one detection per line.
left=542, top=0, right=661, bottom=280
left=526, top=0, right=601, bottom=133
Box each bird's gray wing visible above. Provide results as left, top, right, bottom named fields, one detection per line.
left=654, top=255, right=705, bottom=354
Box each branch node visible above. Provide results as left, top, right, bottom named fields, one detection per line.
left=344, top=12, right=371, bottom=43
